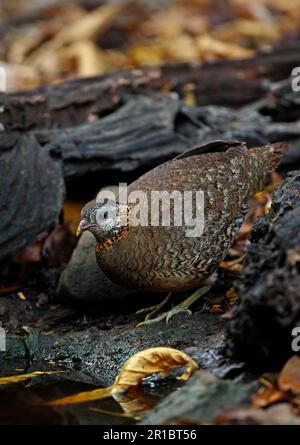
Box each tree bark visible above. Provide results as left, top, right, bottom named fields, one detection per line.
left=226, top=171, right=300, bottom=370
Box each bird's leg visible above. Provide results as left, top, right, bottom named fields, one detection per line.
left=136, top=286, right=210, bottom=327
left=165, top=286, right=210, bottom=323
left=136, top=293, right=171, bottom=321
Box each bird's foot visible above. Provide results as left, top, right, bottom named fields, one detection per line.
left=136, top=311, right=172, bottom=327
left=135, top=293, right=171, bottom=321
left=136, top=286, right=210, bottom=327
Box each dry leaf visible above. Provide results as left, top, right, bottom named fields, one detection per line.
left=46, top=347, right=198, bottom=406
left=251, top=357, right=300, bottom=410
left=17, top=291, right=26, bottom=301
left=183, top=83, right=197, bottom=106
left=46, top=386, right=113, bottom=406
left=214, top=403, right=300, bottom=425
left=2, top=0, right=300, bottom=89
left=89, top=406, right=131, bottom=419
left=0, top=371, right=62, bottom=385
left=25, top=4, right=122, bottom=71
left=113, top=347, right=197, bottom=392
left=128, top=44, right=165, bottom=67
left=234, top=19, right=281, bottom=42
left=287, top=250, right=300, bottom=266
left=219, top=259, right=243, bottom=275
left=61, top=41, right=109, bottom=77
left=236, top=221, right=253, bottom=240
left=226, top=288, right=238, bottom=306
left=278, top=355, right=300, bottom=395
left=196, top=35, right=254, bottom=60
left=0, top=62, right=40, bottom=91
left=251, top=384, right=286, bottom=407
left=162, top=35, right=199, bottom=62
left=141, top=6, right=207, bottom=38
left=111, top=387, right=156, bottom=419
left=210, top=304, right=226, bottom=314
left=266, top=172, right=282, bottom=192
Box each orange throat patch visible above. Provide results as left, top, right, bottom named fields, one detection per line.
left=96, top=226, right=129, bottom=253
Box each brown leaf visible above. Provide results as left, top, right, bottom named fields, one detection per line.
left=278, top=355, right=300, bottom=395
left=0, top=284, right=21, bottom=295
left=236, top=221, right=253, bottom=240
left=219, top=259, right=243, bottom=276
left=251, top=384, right=286, bottom=408
left=210, top=304, right=226, bottom=314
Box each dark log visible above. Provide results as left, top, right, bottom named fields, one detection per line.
left=226, top=171, right=300, bottom=370
left=0, top=133, right=65, bottom=262
left=2, top=42, right=300, bottom=132
left=3, top=91, right=299, bottom=183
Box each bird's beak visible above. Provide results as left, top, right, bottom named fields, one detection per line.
left=76, top=219, right=93, bottom=237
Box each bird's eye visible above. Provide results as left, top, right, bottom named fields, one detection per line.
left=95, top=206, right=116, bottom=225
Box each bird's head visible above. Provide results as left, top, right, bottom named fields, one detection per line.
left=77, top=199, right=131, bottom=250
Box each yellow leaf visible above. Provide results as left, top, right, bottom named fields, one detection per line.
left=112, top=347, right=198, bottom=393
left=226, top=287, right=238, bottom=306
left=46, top=386, right=113, bottom=406
left=46, top=347, right=198, bottom=407
left=196, top=35, right=254, bottom=60
left=25, top=4, right=122, bottom=69
left=17, top=291, right=26, bottom=301
left=89, top=406, right=132, bottom=418
left=0, top=371, right=63, bottom=385
left=113, top=388, right=156, bottom=419
left=89, top=387, right=156, bottom=420
left=0, top=62, right=40, bottom=91
left=61, top=41, right=109, bottom=77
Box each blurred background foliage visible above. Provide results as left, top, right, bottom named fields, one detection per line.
left=0, top=0, right=300, bottom=91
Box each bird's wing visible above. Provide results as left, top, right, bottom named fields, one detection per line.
left=129, top=141, right=248, bottom=196
left=174, top=140, right=244, bottom=160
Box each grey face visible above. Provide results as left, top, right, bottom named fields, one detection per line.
left=78, top=200, right=129, bottom=245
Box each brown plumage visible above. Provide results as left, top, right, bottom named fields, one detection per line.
left=78, top=140, right=288, bottom=294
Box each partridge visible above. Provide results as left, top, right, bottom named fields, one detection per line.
left=77, top=140, right=288, bottom=324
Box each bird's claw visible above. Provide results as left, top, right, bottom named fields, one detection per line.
left=136, top=312, right=168, bottom=328
left=136, top=286, right=210, bottom=328
left=136, top=307, right=191, bottom=328
left=135, top=294, right=171, bottom=320
left=166, top=307, right=192, bottom=323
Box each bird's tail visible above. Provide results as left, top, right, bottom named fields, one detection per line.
left=266, top=142, right=290, bottom=172
left=247, top=142, right=290, bottom=196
